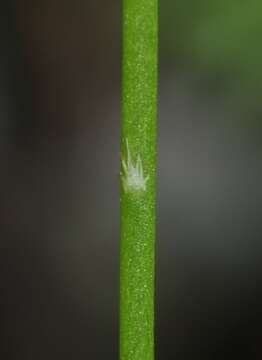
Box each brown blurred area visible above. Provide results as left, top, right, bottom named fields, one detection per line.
left=1, top=1, right=120, bottom=359
left=15, top=0, right=119, bottom=137
left=1, top=1, right=262, bottom=359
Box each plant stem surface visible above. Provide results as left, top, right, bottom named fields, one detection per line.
left=120, top=0, right=158, bottom=359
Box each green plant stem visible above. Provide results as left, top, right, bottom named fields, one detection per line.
left=120, top=0, right=158, bottom=359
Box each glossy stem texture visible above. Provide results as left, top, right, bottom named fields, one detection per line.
left=120, top=0, right=158, bottom=359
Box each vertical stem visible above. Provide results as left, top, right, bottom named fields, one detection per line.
left=120, top=0, right=158, bottom=359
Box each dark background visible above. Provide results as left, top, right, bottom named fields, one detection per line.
left=1, top=1, right=262, bottom=359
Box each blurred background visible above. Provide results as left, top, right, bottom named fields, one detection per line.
left=1, top=1, right=262, bottom=359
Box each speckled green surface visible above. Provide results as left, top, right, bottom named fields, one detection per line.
left=120, top=0, right=158, bottom=359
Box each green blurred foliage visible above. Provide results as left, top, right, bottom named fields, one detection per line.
left=161, top=0, right=262, bottom=118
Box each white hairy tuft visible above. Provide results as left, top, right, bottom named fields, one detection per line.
left=121, top=139, right=149, bottom=192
